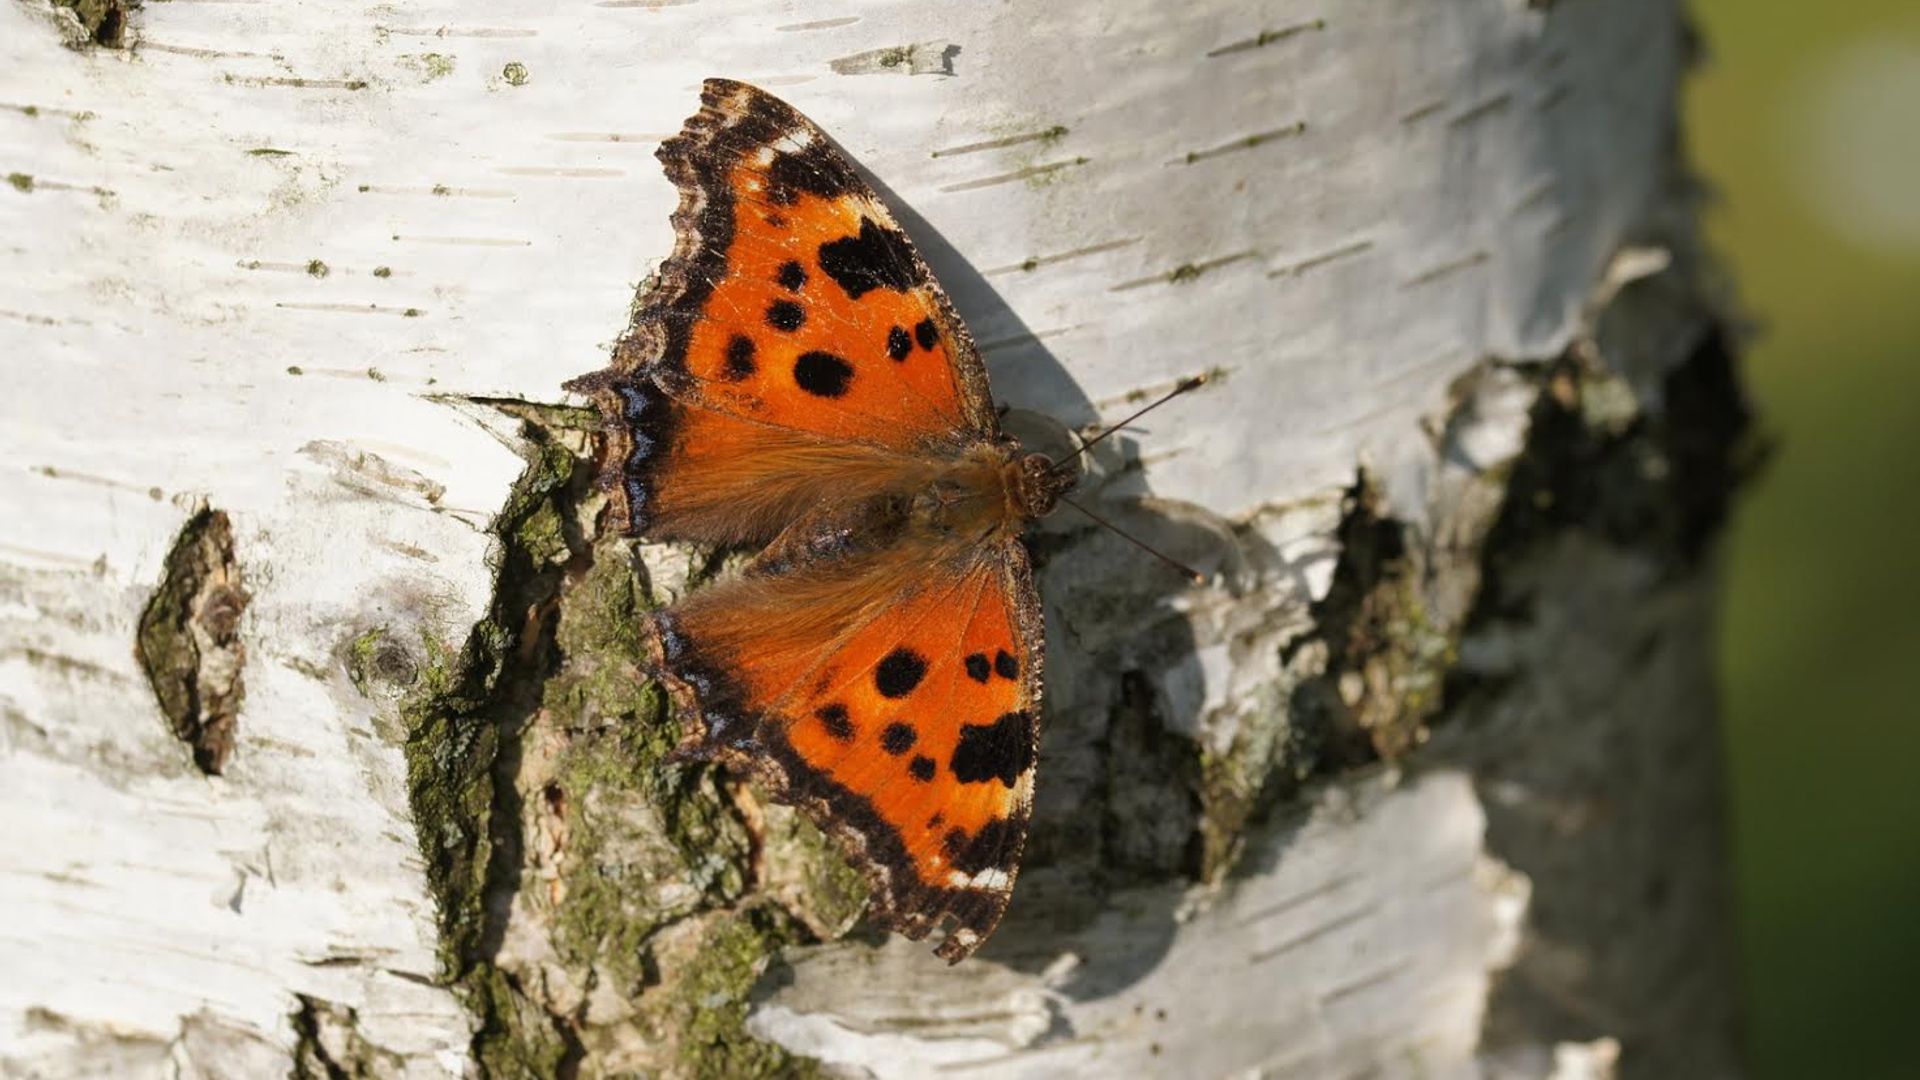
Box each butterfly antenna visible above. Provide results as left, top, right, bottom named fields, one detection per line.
left=1058, top=494, right=1206, bottom=585
left=1052, top=373, right=1210, bottom=475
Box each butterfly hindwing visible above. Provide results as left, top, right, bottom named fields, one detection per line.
left=652, top=540, right=1041, bottom=961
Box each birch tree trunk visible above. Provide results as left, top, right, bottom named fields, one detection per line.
left=1, top=1, right=1751, bottom=1078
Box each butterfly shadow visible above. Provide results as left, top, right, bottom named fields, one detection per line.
left=864, top=172, right=1266, bottom=997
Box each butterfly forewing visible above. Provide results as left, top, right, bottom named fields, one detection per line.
left=568, top=78, right=1000, bottom=540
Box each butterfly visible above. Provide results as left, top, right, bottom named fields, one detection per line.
left=567, top=79, right=1155, bottom=962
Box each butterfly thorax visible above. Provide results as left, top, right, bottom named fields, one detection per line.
left=909, top=443, right=1073, bottom=544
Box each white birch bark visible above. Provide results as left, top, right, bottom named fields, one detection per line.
left=0, top=1, right=1743, bottom=1077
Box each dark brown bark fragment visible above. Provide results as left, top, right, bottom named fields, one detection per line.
left=136, top=507, right=250, bottom=774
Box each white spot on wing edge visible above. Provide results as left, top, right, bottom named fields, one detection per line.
left=947, top=867, right=1011, bottom=891
left=774, top=128, right=815, bottom=153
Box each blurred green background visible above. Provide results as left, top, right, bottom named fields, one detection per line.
left=1687, top=3, right=1920, bottom=1078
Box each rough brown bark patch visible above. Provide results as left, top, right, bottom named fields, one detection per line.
left=50, top=0, right=132, bottom=47
left=135, top=506, right=250, bottom=774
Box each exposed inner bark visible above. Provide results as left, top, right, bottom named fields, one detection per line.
left=136, top=507, right=250, bottom=775
left=1453, top=325, right=1758, bottom=1080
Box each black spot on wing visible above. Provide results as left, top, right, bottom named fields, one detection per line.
left=909, top=756, right=937, bottom=782
left=766, top=140, right=858, bottom=206
left=723, top=335, right=757, bottom=381
left=887, top=325, right=913, bottom=362
left=950, top=711, right=1033, bottom=786
left=880, top=722, right=917, bottom=755
left=915, top=318, right=939, bottom=350
left=816, top=703, right=854, bottom=742
left=793, top=351, right=854, bottom=398
left=964, top=653, right=990, bottom=683
left=942, top=818, right=1017, bottom=875
left=818, top=217, right=920, bottom=300
left=777, top=260, right=807, bottom=291
left=994, top=650, right=1019, bottom=681
left=766, top=299, right=806, bottom=332
left=874, top=647, right=928, bottom=699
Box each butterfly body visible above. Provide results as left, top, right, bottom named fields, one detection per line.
left=569, top=80, right=1070, bottom=961
left=903, top=445, right=1072, bottom=543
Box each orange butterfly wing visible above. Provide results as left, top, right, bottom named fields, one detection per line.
left=654, top=540, right=1041, bottom=961
left=567, top=79, right=1046, bottom=961
left=568, top=78, right=996, bottom=546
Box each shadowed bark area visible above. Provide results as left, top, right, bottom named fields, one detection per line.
left=1456, top=326, right=1757, bottom=1080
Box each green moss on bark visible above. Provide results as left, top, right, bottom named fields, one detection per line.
left=665, top=910, right=826, bottom=1080
left=395, top=407, right=591, bottom=1067
left=391, top=401, right=835, bottom=1077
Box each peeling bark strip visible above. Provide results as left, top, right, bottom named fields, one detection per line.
left=135, top=507, right=249, bottom=774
